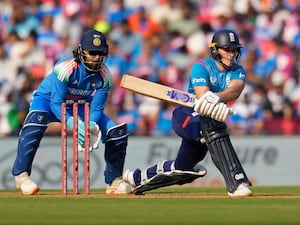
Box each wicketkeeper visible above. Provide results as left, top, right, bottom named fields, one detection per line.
left=12, top=30, right=132, bottom=195
left=123, top=29, right=252, bottom=197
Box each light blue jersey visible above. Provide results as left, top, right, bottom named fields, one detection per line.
left=188, top=58, right=246, bottom=95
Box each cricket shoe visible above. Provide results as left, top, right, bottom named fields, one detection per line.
left=122, top=170, right=136, bottom=187
left=228, top=183, right=252, bottom=197
left=106, top=177, right=133, bottom=194
left=15, top=172, right=39, bottom=195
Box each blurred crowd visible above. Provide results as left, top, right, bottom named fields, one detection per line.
left=0, top=0, right=300, bottom=137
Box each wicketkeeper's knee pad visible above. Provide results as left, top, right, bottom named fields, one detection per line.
left=199, top=116, right=251, bottom=193
left=12, top=110, right=49, bottom=176
left=134, top=161, right=207, bottom=194
left=104, top=123, right=129, bottom=184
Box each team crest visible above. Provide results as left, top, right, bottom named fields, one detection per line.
left=93, top=35, right=101, bottom=46
left=38, top=115, right=44, bottom=122
left=229, top=32, right=235, bottom=42
left=91, top=82, right=96, bottom=88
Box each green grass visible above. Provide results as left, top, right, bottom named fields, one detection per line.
left=0, top=186, right=299, bottom=225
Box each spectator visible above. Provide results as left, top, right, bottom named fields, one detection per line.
left=107, top=0, right=135, bottom=27
left=227, top=85, right=265, bottom=135
left=168, top=0, right=199, bottom=37
left=6, top=1, right=40, bottom=39
left=115, top=91, right=146, bottom=136
left=264, top=75, right=292, bottom=118
left=284, top=54, right=300, bottom=119
left=127, top=5, right=160, bottom=38
left=37, top=13, right=62, bottom=64
left=106, top=39, right=129, bottom=83
left=0, top=0, right=300, bottom=136
left=21, top=30, right=47, bottom=78
left=128, top=37, right=168, bottom=81
left=150, top=0, right=182, bottom=24
left=109, top=18, right=143, bottom=61
left=153, top=102, right=177, bottom=136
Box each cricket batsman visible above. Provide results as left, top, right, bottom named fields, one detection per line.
left=123, top=29, right=253, bottom=197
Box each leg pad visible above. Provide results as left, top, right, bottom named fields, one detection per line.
left=104, top=123, right=129, bottom=184
left=134, top=166, right=207, bottom=195
left=200, top=116, right=251, bottom=193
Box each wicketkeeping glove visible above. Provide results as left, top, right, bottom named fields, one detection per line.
left=67, top=117, right=101, bottom=152
left=88, top=122, right=101, bottom=151
left=193, top=91, right=220, bottom=116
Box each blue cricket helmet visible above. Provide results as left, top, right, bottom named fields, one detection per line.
left=79, top=29, right=108, bottom=53
left=77, top=30, right=108, bottom=71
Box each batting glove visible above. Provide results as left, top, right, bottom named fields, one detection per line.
left=194, top=91, right=220, bottom=116
left=210, top=102, right=234, bottom=122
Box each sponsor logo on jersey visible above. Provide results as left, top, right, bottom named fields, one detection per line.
left=192, top=78, right=206, bottom=84
left=68, top=87, right=93, bottom=96
left=239, top=72, right=246, bottom=79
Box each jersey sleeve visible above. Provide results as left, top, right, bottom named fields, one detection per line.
left=99, top=64, right=113, bottom=89
left=89, top=64, right=113, bottom=122
left=231, top=65, right=247, bottom=82
left=51, top=57, right=78, bottom=120
left=90, top=89, right=109, bottom=122
left=188, top=60, right=209, bottom=94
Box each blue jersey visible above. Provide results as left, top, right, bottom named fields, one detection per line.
left=188, top=58, right=246, bottom=95
left=31, top=55, right=113, bottom=122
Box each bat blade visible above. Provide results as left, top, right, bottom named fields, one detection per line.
left=120, top=74, right=196, bottom=107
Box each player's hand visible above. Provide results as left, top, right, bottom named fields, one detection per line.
left=66, top=116, right=75, bottom=130
left=78, top=121, right=101, bottom=152
left=74, top=119, right=86, bottom=150
left=210, top=102, right=234, bottom=122
left=67, top=117, right=101, bottom=151
left=194, top=91, right=220, bottom=116
left=89, top=122, right=101, bottom=151
left=67, top=116, right=85, bottom=150
left=77, top=131, right=101, bottom=153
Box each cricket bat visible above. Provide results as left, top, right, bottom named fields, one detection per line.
left=120, top=74, right=235, bottom=116
left=120, top=74, right=196, bottom=107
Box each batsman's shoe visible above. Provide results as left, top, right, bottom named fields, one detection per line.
left=15, top=172, right=39, bottom=195
left=123, top=166, right=207, bottom=195
left=106, top=178, right=133, bottom=194
left=228, top=183, right=252, bottom=197
left=123, top=170, right=136, bottom=187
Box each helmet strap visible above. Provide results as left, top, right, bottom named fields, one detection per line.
left=217, top=58, right=231, bottom=70
left=215, top=48, right=241, bottom=70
